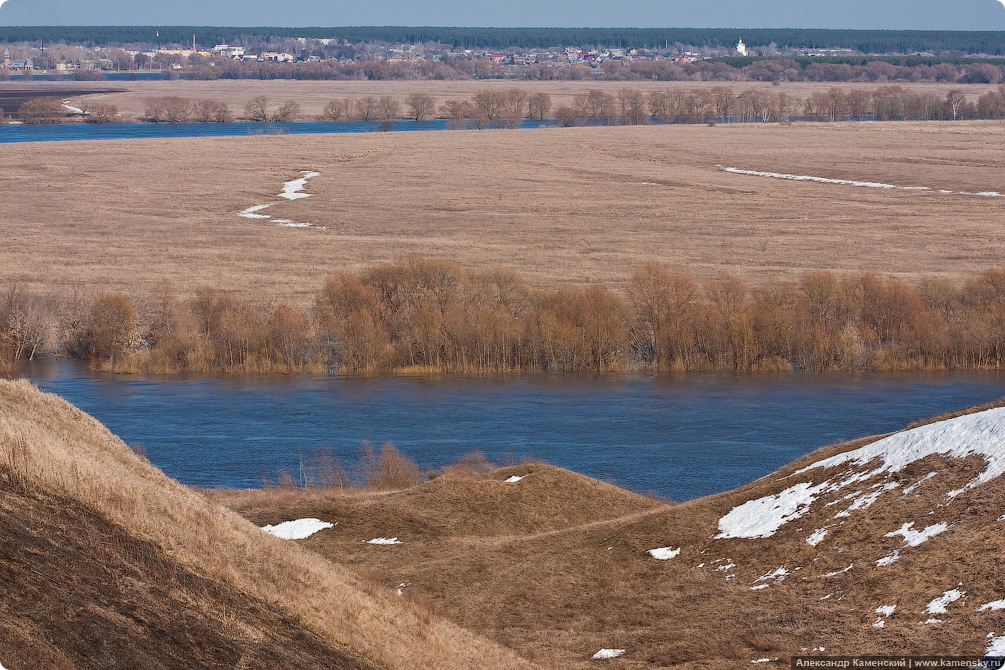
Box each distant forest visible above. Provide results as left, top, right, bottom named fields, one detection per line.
left=1, top=27, right=1005, bottom=54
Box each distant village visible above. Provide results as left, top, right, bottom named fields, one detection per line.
left=0, top=35, right=871, bottom=73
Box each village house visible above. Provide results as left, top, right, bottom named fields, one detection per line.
left=2, top=49, right=33, bottom=70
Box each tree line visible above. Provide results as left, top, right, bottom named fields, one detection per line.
left=13, top=85, right=1005, bottom=126
left=6, top=260, right=1005, bottom=377
left=174, top=57, right=1005, bottom=84
left=3, top=27, right=1005, bottom=54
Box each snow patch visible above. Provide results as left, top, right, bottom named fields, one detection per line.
left=884, top=521, right=948, bottom=547
left=750, top=584, right=771, bottom=591
left=876, top=550, right=900, bottom=567
left=979, top=599, right=1005, bottom=612
left=834, top=482, right=899, bottom=518
left=592, top=649, right=626, bottom=659
left=807, top=527, right=828, bottom=546
left=62, top=102, right=84, bottom=114
left=504, top=475, right=525, bottom=483
left=239, top=204, right=273, bottom=219
left=823, top=564, right=854, bottom=578
left=925, top=588, right=965, bottom=614
left=988, top=635, right=1005, bottom=656
left=751, top=659, right=774, bottom=664
left=755, top=566, right=790, bottom=583
left=261, top=518, right=335, bottom=540
left=273, top=220, right=313, bottom=227
left=279, top=171, right=321, bottom=200
left=795, top=407, right=1005, bottom=500
left=716, top=480, right=832, bottom=539
left=720, top=166, right=1005, bottom=199
left=649, top=547, right=681, bottom=560
left=367, top=537, right=402, bottom=545
left=922, top=618, right=944, bottom=624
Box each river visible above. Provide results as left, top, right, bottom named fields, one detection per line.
left=0, top=118, right=554, bottom=143
left=18, top=360, right=1005, bottom=500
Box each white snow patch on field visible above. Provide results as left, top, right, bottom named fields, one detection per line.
left=592, top=649, right=625, bottom=659
left=885, top=521, right=949, bottom=547
left=261, top=518, right=335, bottom=539
left=273, top=220, right=313, bottom=227
left=720, top=166, right=1005, bottom=198
left=806, top=527, right=828, bottom=546
left=716, top=480, right=832, bottom=539
left=649, top=547, right=681, bottom=560
left=823, top=564, right=854, bottom=578
left=62, top=102, right=84, bottom=114
left=367, top=537, right=403, bottom=545
left=876, top=550, right=900, bottom=567
left=987, top=635, right=1005, bottom=656
left=279, top=171, right=321, bottom=200
left=834, top=484, right=899, bottom=518
left=755, top=566, right=790, bottom=582
left=874, top=604, right=896, bottom=626
left=926, top=588, right=965, bottom=614
left=979, top=599, right=1005, bottom=611
left=796, top=408, right=1005, bottom=499
left=504, top=475, right=525, bottom=483
left=718, top=408, right=1005, bottom=539
left=239, top=204, right=273, bottom=219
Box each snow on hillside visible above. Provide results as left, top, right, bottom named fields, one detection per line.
left=717, top=408, right=1005, bottom=539
left=261, top=518, right=335, bottom=540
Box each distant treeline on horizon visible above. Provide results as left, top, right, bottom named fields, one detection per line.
left=1, top=26, right=1005, bottom=54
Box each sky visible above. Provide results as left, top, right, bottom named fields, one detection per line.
left=1, top=0, right=1005, bottom=30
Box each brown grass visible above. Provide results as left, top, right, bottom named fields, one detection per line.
left=0, top=379, right=537, bottom=670
left=3, top=120, right=1005, bottom=306
left=216, top=405, right=1005, bottom=668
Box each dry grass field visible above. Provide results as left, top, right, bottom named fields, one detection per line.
left=216, top=400, right=1005, bottom=668
left=4, top=79, right=998, bottom=120
left=2, top=120, right=1005, bottom=304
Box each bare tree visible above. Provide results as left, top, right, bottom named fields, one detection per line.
left=527, top=92, right=552, bottom=120
left=274, top=100, right=300, bottom=122
left=321, top=98, right=349, bottom=122
left=378, top=96, right=400, bottom=121
left=472, top=89, right=506, bottom=123
left=353, top=96, right=379, bottom=122
left=17, top=98, right=63, bottom=124
left=82, top=103, right=118, bottom=124
left=244, top=95, right=272, bottom=122
left=554, top=104, right=579, bottom=127
left=439, top=99, right=470, bottom=129
left=406, top=92, right=435, bottom=121
left=946, top=89, right=966, bottom=120
left=193, top=99, right=231, bottom=123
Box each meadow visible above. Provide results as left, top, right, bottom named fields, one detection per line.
left=3, top=120, right=1005, bottom=304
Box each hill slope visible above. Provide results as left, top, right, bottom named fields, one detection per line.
left=220, top=400, right=1005, bottom=668
left=0, top=379, right=537, bottom=670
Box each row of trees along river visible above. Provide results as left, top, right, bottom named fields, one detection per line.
left=6, top=260, right=1005, bottom=376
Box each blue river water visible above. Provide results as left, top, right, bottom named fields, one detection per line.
left=19, top=360, right=1005, bottom=500
left=0, top=118, right=555, bottom=143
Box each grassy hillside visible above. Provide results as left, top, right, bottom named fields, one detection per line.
left=219, top=401, right=1005, bottom=668
left=0, top=379, right=536, bottom=670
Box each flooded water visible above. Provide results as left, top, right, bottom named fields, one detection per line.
left=18, top=360, right=1005, bottom=500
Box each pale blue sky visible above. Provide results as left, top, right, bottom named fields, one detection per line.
left=1, top=0, right=1005, bottom=30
